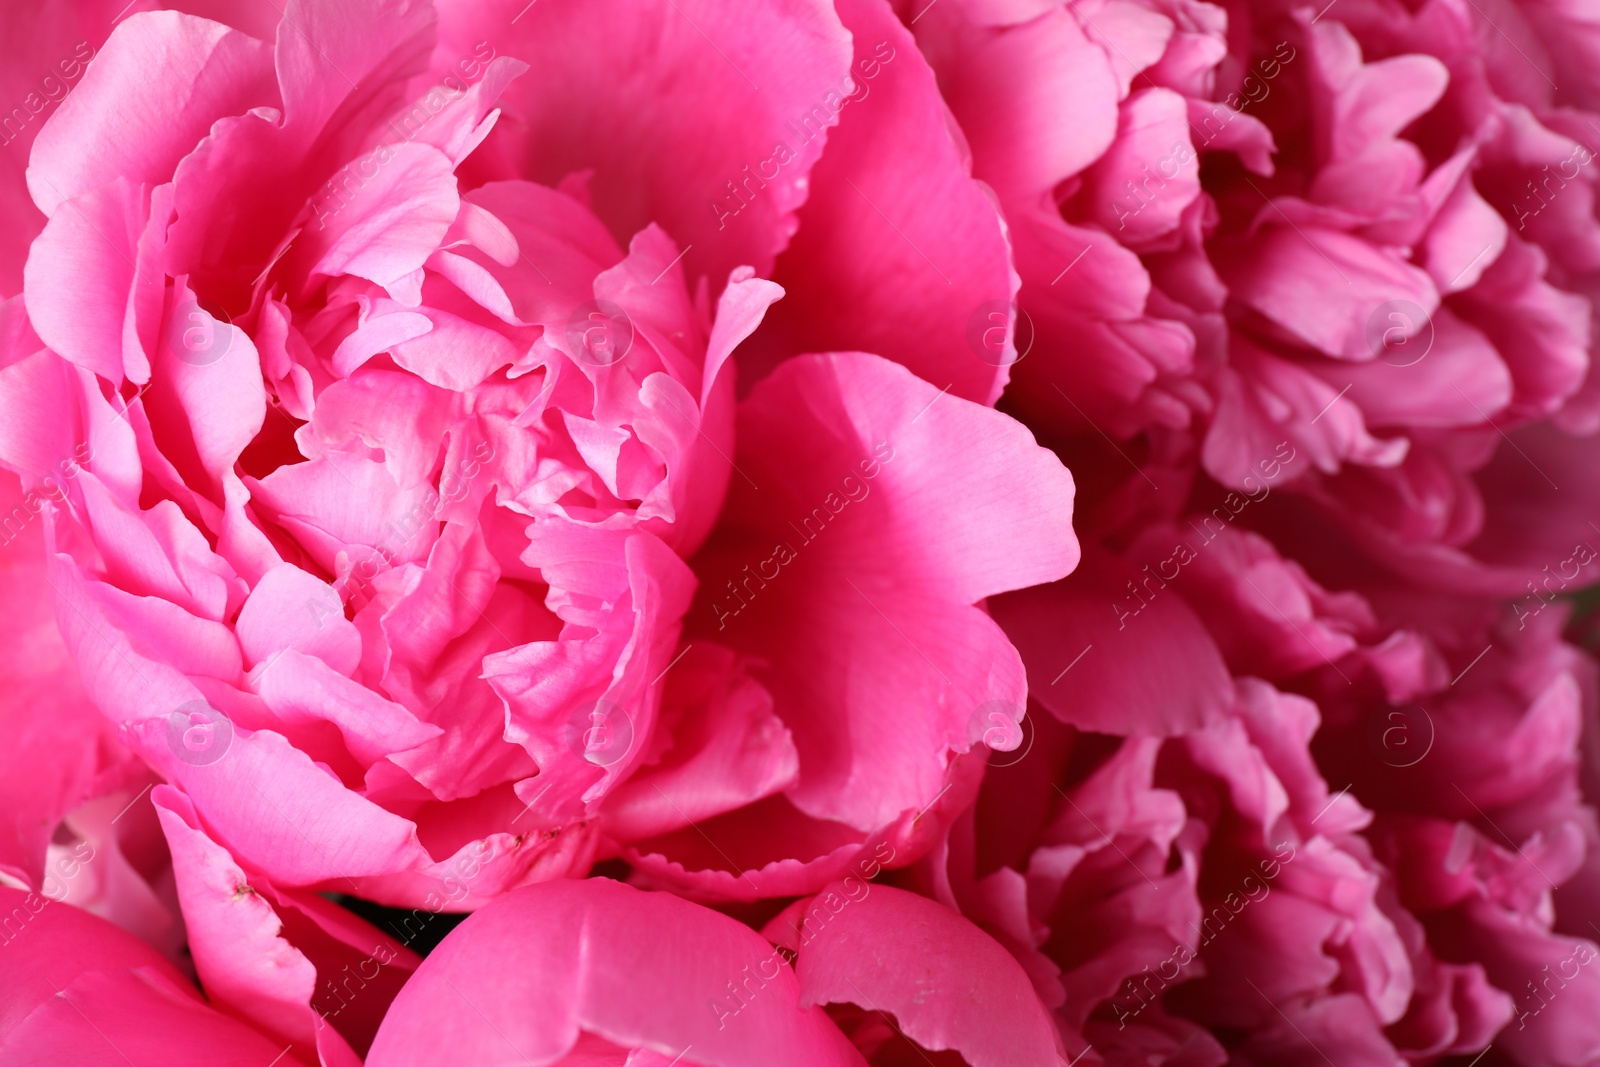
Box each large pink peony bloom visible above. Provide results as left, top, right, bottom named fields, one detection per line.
left=0, top=0, right=1076, bottom=974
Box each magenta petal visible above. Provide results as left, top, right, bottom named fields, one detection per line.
left=700, top=352, right=1077, bottom=831
left=990, top=546, right=1233, bottom=736
left=769, top=883, right=1064, bottom=1067
left=156, top=787, right=418, bottom=1061
left=0, top=4, right=125, bottom=296
left=1220, top=225, right=1439, bottom=361
left=154, top=787, right=339, bottom=1058
left=0, top=472, right=139, bottom=893
left=913, top=2, right=1120, bottom=200
left=749, top=0, right=1016, bottom=405
left=366, top=878, right=865, bottom=1067
left=437, top=0, right=853, bottom=289
left=0, top=886, right=302, bottom=1065
left=602, top=643, right=799, bottom=842
left=1, top=967, right=304, bottom=1067
left=273, top=0, right=435, bottom=139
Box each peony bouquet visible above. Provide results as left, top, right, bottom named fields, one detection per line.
left=0, top=0, right=1596, bottom=1063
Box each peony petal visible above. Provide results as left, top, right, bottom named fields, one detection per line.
left=435, top=0, right=852, bottom=289
left=747, top=0, right=1015, bottom=405
left=769, top=883, right=1064, bottom=1067
left=694, top=352, right=1076, bottom=833
left=26, top=10, right=276, bottom=215
left=0, top=885, right=303, bottom=1065
left=365, top=878, right=866, bottom=1067
left=990, top=546, right=1233, bottom=736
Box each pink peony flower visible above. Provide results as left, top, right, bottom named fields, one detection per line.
left=0, top=0, right=1083, bottom=1056
left=868, top=4, right=1600, bottom=1061
left=905, top=0, right=1600, bottom=595
left=1305, top=588, right=1600, bottom=1067
left=0, top=8, right=1076, bottom=1054
left=942, top=430, right=1600, bottom=1064
left=910, top=661, right=1558, bottom=1064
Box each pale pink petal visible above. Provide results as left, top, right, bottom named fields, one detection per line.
left=26, top=10, right=276, bottom=215
left=298, top=143, right=460, bottom=304
left=21, top=178, right=145, bottom=382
